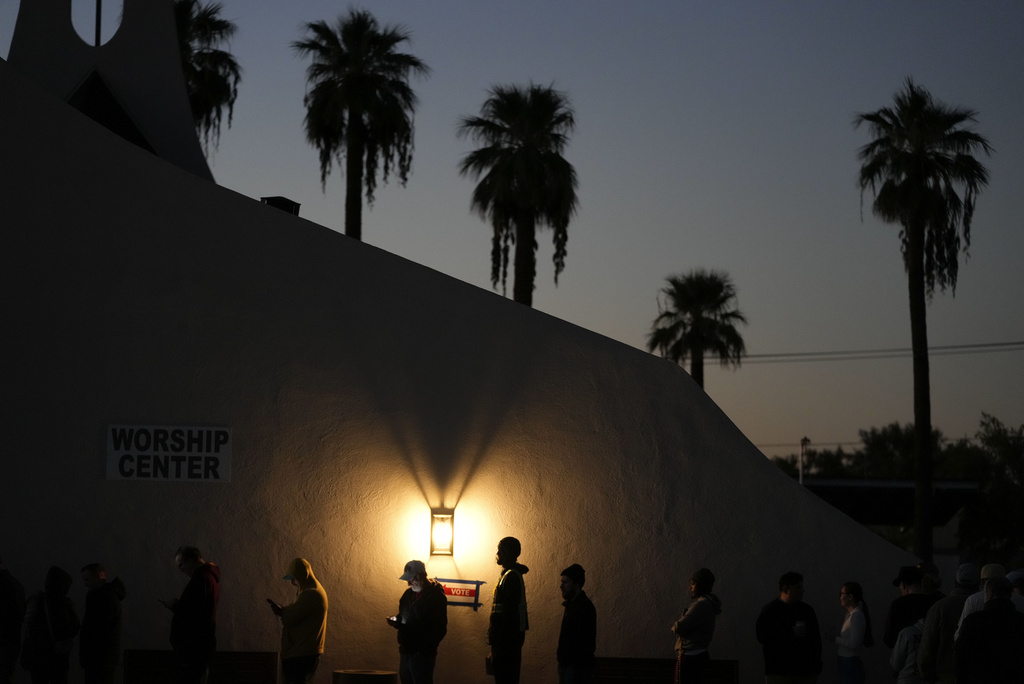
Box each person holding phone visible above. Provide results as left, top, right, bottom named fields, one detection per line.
left=160, top=546, right=219, bottom=684
left=268, top=558, right=328, bottom=684
left=387, top=560, right=447, bottom=684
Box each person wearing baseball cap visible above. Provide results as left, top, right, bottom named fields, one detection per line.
left=954, top=576, right=1024, bottom=682
left=387, top=560, right=447, bottom=684
left=954, top=563, right=1024, bottom=640
left=883, top=565, right=939, bottom=648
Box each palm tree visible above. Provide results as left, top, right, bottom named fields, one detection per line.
left=173, top=0, right=242, bottom=154
left=855, top=78, right=991, bottom=562
left=646, top=270, right=746, bottom=390
left=458, top=84, right=579, bottom=307
left=293, top=10, right=429, bottom=241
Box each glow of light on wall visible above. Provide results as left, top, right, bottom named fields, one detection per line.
left=430, top=509, right=454, bottom=556
left=395, top=500, right=431, bottom=560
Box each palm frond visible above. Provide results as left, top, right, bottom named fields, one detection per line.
left=457, top=83, right=578, bottom=302
left=855, top=78, right=992, bottom=295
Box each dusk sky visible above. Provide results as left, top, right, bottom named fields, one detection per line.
left=3, top=1, right=1022, bottom=459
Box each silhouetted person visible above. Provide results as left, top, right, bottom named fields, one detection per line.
left=0, top=556, right=26, bottom=684
left=890, top=617, right=924, bottom=684
left=160, top=546, right=220, bottom=684
left=884, top=566, right=939, bottom=648
left=79, top=563, right=126, bottom=684
left=268, top=558, right=328, bottom=684
left=756, top=571, right=822, bottom=684
left=671, top=568, right=721, bottom=684
left=919, top=562, right=945, bottom=601
left=954, top=576, right=1024, bottom=684
left=953, top=564, right=1024, bottom=640
left=488, top=537, right=529, bottom=684
left=20, top=566, right=80, bottom=684
left=833, top=581, right=873, bottom=684
left=387, top=560, right=447, bottom=684
left=556, top=564, right=596, bottom=684
left=918, top=563, right=978, bottom=684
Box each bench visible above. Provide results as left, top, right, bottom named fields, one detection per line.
left=122, top=649, right=277, bottom=684
left=594, top=656, right=739, bottom=684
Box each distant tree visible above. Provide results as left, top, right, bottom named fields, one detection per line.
left=851, top=423, right=928, bottom=479
left=293, top=10, right=429, bottom=241
left=458, top=84, right=579, bottom=307
left=773, top=423, right=952, bottom=480
left=773, top=445, right=860, bottom=479
left=957, top=414, right=1024, bottom=561
left=855, top=78, right=992, bottom=561
left=646, top=269, right=746, bottom=389
left=174, top=0, right=242, bottom=153
left=769, top=416, right=1019, bottom=559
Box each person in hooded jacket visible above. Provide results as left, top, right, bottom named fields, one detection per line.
left=488, top=537, right=529, bottom=684
left=671, top=568, right=722, bottom=684
left=268, top=558, right=328, bottom=684
left=387, top=560, right=447, bottom=684
left=20, top=565, right=80, bottom=684
left=78, top=563, right=126, bottom=684
left=160, top=546, right=220, bottom=684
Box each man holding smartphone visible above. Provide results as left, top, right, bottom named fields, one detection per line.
left=160, top=546, right=219, bottom=684
left=388, top=560, right=448, bottom=684
left=268, top=558, right=328, bottom=684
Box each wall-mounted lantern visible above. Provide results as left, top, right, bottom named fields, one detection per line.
left=431, top=508, right=454, bottom=556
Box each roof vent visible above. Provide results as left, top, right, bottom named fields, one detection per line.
left=260, top=196, right=300, bottom=216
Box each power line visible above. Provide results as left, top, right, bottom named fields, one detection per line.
left=757, top=441, right=861, bottom=449
left=756, top=436, right=984, bottom=452
left=744, top=340, right=1024, bottom=365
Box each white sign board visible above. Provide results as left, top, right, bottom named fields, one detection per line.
left=107, top=425, right=232, bottom=482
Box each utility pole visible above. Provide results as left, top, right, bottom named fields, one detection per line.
left=799, top=436, right=810, bottom=485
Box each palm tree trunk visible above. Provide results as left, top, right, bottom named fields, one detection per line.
left=344, top=117, right=365, bottom=241
left=690, top=348, right=705, bottom=389
left=512, top=216, right=536, bottom=306
left=906, top=221, right=934, bottom=562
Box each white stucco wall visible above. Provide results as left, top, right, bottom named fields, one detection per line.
left=1, top=59, right=918, bottom=684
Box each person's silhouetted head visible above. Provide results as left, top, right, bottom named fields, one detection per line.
left=496, top=537, right=521, bottom=568
left=984, top=576, right=1012, bottom=602
left=892, top=566, right=923, bottom=595
left=690, top=568, right=715, bottom=598
left=80, top=563, right=106, bottom=589
left=174, top=546, right=203, bottom=576
left=955, top=563, right=980, bottom=590
left=779, top=571, right=804, bottom=603
left=560, top=564, right=586, bottom=601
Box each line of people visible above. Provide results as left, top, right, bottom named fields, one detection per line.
left=485, top=537, right=597, bottom=684
left=7, top=548, right=1024, bottom=684
left=740, top=563, right=1024, bottom=684
left=0, top=556, right=126, bottom=684
left=1, top=539, right=599, bottom=684
left=264, top=536, right=597, bottom=684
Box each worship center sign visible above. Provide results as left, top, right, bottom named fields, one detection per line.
left=107, top=425, right=232, bottom=482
